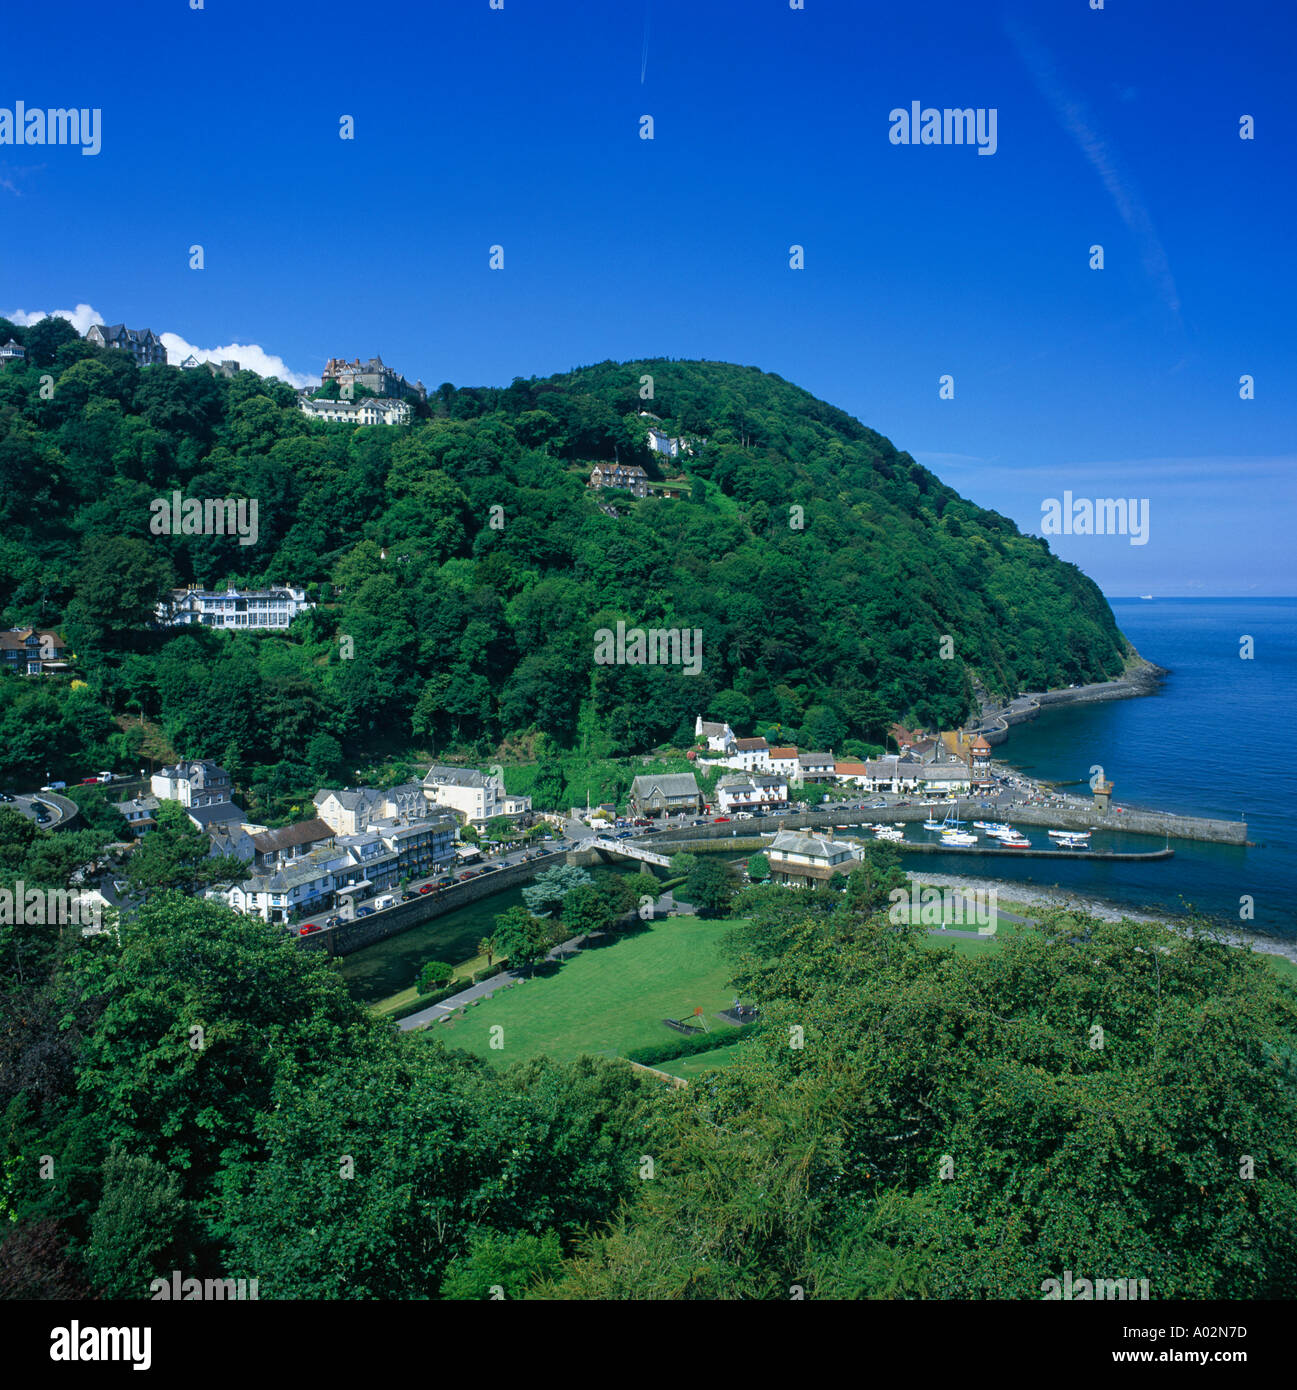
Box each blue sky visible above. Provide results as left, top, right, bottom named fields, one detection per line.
left=3, top=0, right=1294, bottom=596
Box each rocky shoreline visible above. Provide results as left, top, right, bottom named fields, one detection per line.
left=911, top=870, right=1297, bottom=967
left=971, top=651, right=1167, bottom=746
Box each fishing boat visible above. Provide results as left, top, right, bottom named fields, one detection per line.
left=1048, top=829, right=1091, bottom=841
left=874, top=826, right=904, bottom=842
left=940, top=829, right=978, bottom=847
left=1054, top=834, right=1090, bottom=849
left=998, top=833, right=1031, bottom=848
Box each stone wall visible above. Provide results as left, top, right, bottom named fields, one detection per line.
left=295, top=853, right=561, bottom=957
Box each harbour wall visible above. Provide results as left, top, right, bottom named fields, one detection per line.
left=626, top=803, right=1245, bottom=846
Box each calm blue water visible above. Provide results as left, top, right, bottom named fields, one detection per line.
left=913, top=599, right=1296, bottom=936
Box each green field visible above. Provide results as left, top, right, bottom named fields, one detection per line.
left=426, top=915, right=748, bottom=1066
left=656, top=1043, right=753, bottom=1081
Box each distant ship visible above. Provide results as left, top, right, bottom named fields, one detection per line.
left=1139, top=594, right=1153, bottom=600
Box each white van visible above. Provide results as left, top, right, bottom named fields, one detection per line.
left=733, top=811, right=755, bottom=820
left=373, top=893, right=396, bottom=911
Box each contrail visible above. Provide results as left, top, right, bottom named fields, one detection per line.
left=1006, top=17, right=1181, bottom=321
left=641, top=3, right=651, bottom=84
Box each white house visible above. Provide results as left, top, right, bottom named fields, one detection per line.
left=861, top=757, right=924, bottom=794
left=766, top=746, right=800, bottom=780
left=796, top=752, right=836, bottom=785
left=422, top=765, right=505, bottom=825
left=158, top=585, right=315, bottom=631
left=151, top=759, right=233, bottom=809
left=920, top=762, right=972, bottom=794
left=715, top=773, right=789, bottom=813
left=300, top=395, right=411, bottom=426
left=694, top=715, right=735, bottom=753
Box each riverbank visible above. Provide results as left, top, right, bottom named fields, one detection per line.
left=910, top=870, right=1297, bottom=967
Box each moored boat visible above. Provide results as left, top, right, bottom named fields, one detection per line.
left=940, top=830, right=978, bottom=847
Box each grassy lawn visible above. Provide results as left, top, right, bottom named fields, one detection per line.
left=1265, top=953, right=1297, bottom=986
left=656, top=1042, right=753, bottom=1081
left=427, top=915, right=748, bottom=1066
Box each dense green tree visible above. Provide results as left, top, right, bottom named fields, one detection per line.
left=683, top=855, right=733, bottom=917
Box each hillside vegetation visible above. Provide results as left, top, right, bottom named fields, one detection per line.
left=0, top=320, right=1127, bottom=792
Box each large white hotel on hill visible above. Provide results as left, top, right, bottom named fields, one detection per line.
left=157, top=585, right=315, bottom=630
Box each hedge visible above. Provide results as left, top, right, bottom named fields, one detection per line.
left=624, top=1021, right=762, bottom=1066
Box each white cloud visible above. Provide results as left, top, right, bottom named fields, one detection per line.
left=159, top=331, right=315, bottom=389
left=4, top=301, right=315, bottom=388
left=7, top=302, right=104, bottom=334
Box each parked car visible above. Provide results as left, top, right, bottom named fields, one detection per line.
left=714, top=816, right=730, bottom=824
left=355, top=906, right=374, bottom=918
left=615, top=830, right=633, bottom=839
left=97, top=772, right=115, bottom=783
left=0, top=791, right=13, bottom=802
left=79, top=776, right=100, bottom=786
left=40, top=781, right=67, bottom=791
left=300, top=923, right=321, bottom=935
left=325, top=916, right=341, bottom=927
left=418, top=884, right=435, bottom=895
left=632, top=818, right=651, bottom=827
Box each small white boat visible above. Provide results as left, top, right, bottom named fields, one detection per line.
left=874, top=826, right=903, bottom=842
left=923, top=816, right=945, bottom=830
left=999, top=834, right=1030, bottom=848
left=940, top=830, right=978, bottom=847
left=1048, top=829, right=1090, bottom=841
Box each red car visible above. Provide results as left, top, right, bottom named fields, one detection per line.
left=714, top=816, right=730, bottom=823
left=79, top=777, right=100, bottom=785
left=418, top=884, right=435, bottom=895
left=300, top=923, right=321, bottom=935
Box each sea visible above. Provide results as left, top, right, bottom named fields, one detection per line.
left=919, top=597, right=1296, bottom=938
left=338, top=598, right=1295, bottom=1001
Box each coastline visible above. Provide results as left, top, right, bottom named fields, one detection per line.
left=971, top=650, right=1167, bottom=748
left=910, top=870, right=1297, bottom=967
